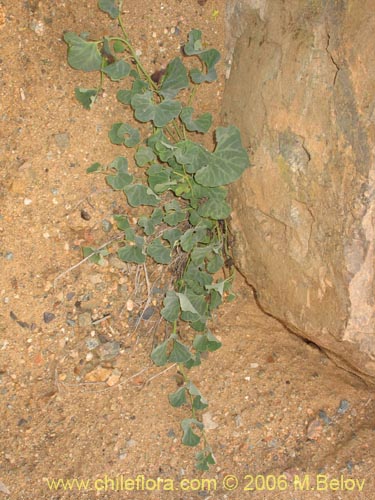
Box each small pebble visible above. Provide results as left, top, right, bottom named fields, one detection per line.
left=4, top=252, right=13, bottom=261
left=24, top=198, right=32, bottom=205
left=66, top=319, right=75, bottom=327
left=318, top=409, right=333, bottom=425
left=43, top=312, right=55, bottom=324
left=80, top=209, right=91, bottom=221
left=346, top=460, right=354, bottom=473
left=84, top=366, right=111, bottom=382
left=306, top=419, right=323, bottom=440
left=98, top=341, right=121, bottom=360
left=106, top=369, right=121, bottom=387
left=78, top=312, right=92, bottom=327
left=102, top=219, right=113, bottom=233
left=86, top=337, right=100, bottom=350
left=337, top=399, right=350, bottom=415
left=66, top=292, right=75, bottom=301
left=54, top=132, right=70, bottom=150
left=141, top=306, right=155, bottom=320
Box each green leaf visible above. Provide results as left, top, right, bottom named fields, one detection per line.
left=86, top=162, right=101, bottom=173
left=109, top=123, right=140, bottom=147
left=180, top=107, right=212, bottom=133
left=131, top=91, right=182, bottom=127
left=151, top=207, right=164, bottom=224
left=102, top=60, right=131, bottom=81
left=184, top=352, right=201, bottom=369
left=186, top=381, right=208, bottom=410
left=180, top=226, right=208, bottom=252
left=124, top=184, right=160, bottom=206
left=162, top=228, right=182, bottom=246
left=176, top=293, right=199, bottom=315
left=169, top=387, right=187, bottom=407
left=183, top=29, right=220, bottom=83
left=151, top=338, right=169, bottom=366
left=191, top=245, right=213, bottom=265
left=198, top=196, right=231, bottom=220
left=209, top=289, right=222, bottom=311
left=163, top=210, right=186, bottom=226
left=196, top=451, right=215, bottom=471
left=205, top=280, right=226, bottom=296
left=135, top=146, right=156, bottom=166
left=181, top=418, right=203, bottom=447
left=106, top=171, right=133, bottom=190
left=195, top=126, right=250, bottom=187
left=124, top=227, right=136, bottom=241
left=147, top=164, right=172, bottom=193
left=64, top=32, right=102, bottom=71
left=147, top=129, right=175, bottom=162
left=207, top=253, right=224, bottom=273
left=138, top=216, right=156, bottom=236
left=109, top=156, right=129, bottom=172
left=147, top=238, right=171, bottom=264
left=159, top=57, right=189, bottom=99
left=183, top=29, right=204, bottom=55
left=169, top=339, right=193, bottom=364
left=161, top=291, right=180, bottom=322
left=98, top=0, right=120, bottom=18
left=117, top=79, right=149, bottom=105
left=82, top=246, right=108, bottom=265
left=190, top=49, right=220, bottom=83
left=113, top=40, right=126, bottom=53
left=74, top=88, right=98, bottom=109
left=113, top=215, right=130, bottom=231
left=193, top=330, right=222, bottom=352
left=118, top=245, right=145, bottom=264
left=173, top=140, right=211, bottom=174
left=180, top=289, right=208, bottom=323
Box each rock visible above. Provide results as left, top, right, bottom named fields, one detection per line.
left=202, top=412, right=219, bottom=430
left=78, top=312, right=92, bottom=327
left=109, top=255, right=127, bottom=270
left=141, top=306, right=155, bottom=320
left=102, top=219, right=113, bottom=233
left=54, top=132, right=70, bottom=150
left=84, top=366, right=112, bottom=383
left=306, top=419, right=323, bottom=441
left=106, top=369, right=121, bottom=387
left=337, top=399, right=350, bottom=415
left=43, top=312, right=55, bottom=324
left=88, top=274, right=103, bottom=285
left=224, top=0, right=375, bottom=382
left=98, top=341, right=121, bottom=360
left=85, top=337, right=100, bottom=350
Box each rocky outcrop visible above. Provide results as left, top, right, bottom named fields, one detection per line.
left=223, top=0, right=375, bottom=381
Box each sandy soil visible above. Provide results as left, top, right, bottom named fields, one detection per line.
left=1, top=1, right=375, bottom=499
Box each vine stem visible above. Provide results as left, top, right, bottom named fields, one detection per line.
left=116, top=15, right=157, bottom=91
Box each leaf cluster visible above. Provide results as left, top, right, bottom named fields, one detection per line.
left=64, top=0, right=250, bottom=471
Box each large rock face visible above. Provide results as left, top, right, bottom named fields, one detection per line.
left=223, top=0, right=375, bottom=381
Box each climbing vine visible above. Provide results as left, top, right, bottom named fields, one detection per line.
left=64, top=0, right=249, bottom=470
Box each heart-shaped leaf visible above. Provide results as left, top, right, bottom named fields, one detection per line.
left=64, top=32, right=102, bottom=71
left=131, top=91, right=182, bottom=127
left=195, top=126, right=250, bottom=187
left=159, top=57, right=189, bottom=99
left=102, top=60, right=131, bottom=81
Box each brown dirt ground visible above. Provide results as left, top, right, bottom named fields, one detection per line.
left=1, top=1, right=375, bottom=499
